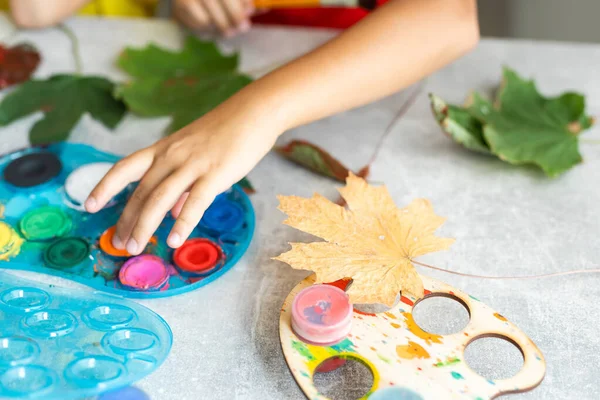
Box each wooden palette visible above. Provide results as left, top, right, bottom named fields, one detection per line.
left=280, top=275, right=546, bottom=399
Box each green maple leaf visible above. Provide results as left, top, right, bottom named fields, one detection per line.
left=0, top=74, right=126, bottom=144
left=116, top=36, right=253, bottom=133
left=430, top=67, right=594, bottom=177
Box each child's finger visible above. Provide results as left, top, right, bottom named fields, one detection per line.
left=223, top=0, right=247, bottom=28
left=167, top=174, right=227, bottom=248
left=176, top=0, right=210, bottom=29
left=202, top=0, right=233, bottom=34
left=171, top=192, right=189, bottom=218
left=114, top=164, right=177, bottom=251
left=85, top=150, right=154, bottom=213
left=125, top=169, right=198, bottom=255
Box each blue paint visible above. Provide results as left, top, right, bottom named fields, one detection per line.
left=98, top=386, right=150, bottom=400
left=0, top=143, right=255, bottom=299
left=369, top=387, right=424, bottom=400
left=303, top=300, right=331, bottom=324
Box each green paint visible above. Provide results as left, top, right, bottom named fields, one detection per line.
left=377, top=353, right=392, bottom=364
left=329, top=338, right=356, bottom=353
left=291, top=341, right=315, bottom=362
left=434, top=357, right=461, bottom=367
left=19, top=206, right=71, bottom=240
left=451, top=371, right=465, bottom=380
left=300, top=371, right=310, bottom=378
left=43, top=237, right=90, bottom=269
left=468, top=294, right=480, bottom=302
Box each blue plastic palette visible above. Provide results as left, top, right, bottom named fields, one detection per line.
left=0, top=143, right=255, bottom=298
left=0, top=271, right=172, bottom=399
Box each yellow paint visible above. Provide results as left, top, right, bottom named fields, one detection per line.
left=391, top=322, right=401, bottom=329
left=0, top=0, right=158, bottom=18
left=396, top=340, right=431, bottom=360
left=0, top=221, right=23, bottom=261
left=401, top=312, right=443, bottom=345
left=494, top=312, right=508, bottom=321
left=384, top=312, right=397, bottom=319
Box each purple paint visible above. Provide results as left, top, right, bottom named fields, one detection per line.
left=292, top=285, right=352, bottom=345
left=119, top=255, right=169, bottom=291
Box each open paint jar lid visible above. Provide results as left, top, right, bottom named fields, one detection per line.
left=99, top=226, right=130, bottom=258
left=0, top=221, right=23, bottom=261
left=291, top=284, right=353, bottom=346
left=173, top=238, right=223, bottom=276
left=43, top=237, right=90, bottom=269
left=200, top=199, right=244, bottom=233
left=19, top=206, right=72, bottom=241
left=119, top=255, right=169, bottom=291
left=3, top=152, right=62, bottom=188
left=64, top=162, right=113, bottom=209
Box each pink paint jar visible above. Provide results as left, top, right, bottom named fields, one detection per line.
left=291, top=284, right=352, bottom=346
left=119, top=255, right=170, bottom=291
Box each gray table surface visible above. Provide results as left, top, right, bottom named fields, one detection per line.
left=0, top=15, right=599, bottom=400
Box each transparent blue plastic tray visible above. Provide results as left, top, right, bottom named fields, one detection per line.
left=0, top=143, right=255, bottom=298
left=0, top=271, right=172, bottom=399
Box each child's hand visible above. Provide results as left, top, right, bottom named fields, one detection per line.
left=85, top=97, right=280, bottom=255
left=173, top=0, right=254, bottom=37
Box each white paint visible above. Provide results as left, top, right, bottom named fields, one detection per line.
left=64, top=162, right=113, bottom=207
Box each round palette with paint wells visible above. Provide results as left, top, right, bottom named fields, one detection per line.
left=0, top=142, right=255, bottom=298
left=0, top=270, right=172, bottom=400
left=280, top=275, right=547, bottom=400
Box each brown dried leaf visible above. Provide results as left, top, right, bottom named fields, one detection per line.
left=274, top=173, right=454, bottom=306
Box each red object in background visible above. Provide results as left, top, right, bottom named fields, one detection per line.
left=252, top=1, right=389, bottom=29
left=0, top=43, right=41, bottom=89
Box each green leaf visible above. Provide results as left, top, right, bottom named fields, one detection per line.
left=429, top=94, right=490, bottom=154
left=116, top=36, right=253, bottom=133
left=276, top=139, right=369, bottom=182
left=0, top=74, right=126, bottom=144
left=430, top=67, right=594, bottom=177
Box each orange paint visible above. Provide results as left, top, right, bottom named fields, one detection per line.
left=384, top=312, right=397, bottom=319
left=494, top=312, right=508, bottom=322
left=99, top=226, right=131, bottom=257
left=401, top=312, right=443, bottom=345
left=391, top=323, right=401, bottom=329
left=396, top=341, right=430, bottom=359
left=254, top=0, right=321, bottom=8
left=353, top=308, right=376, bottom=317
left=401, top=296, right=414, bottom=306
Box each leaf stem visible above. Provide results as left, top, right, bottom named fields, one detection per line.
left=58, top=23, right=82, bottom=74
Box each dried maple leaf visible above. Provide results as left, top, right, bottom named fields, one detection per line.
left=0, top=43, right=41, bottom=89
left=274, top=173, right=454, bottom=306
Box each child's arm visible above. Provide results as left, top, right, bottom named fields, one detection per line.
left=86, top=0, right=479, bottom=255
left=10, top=0, right=92, bottom=28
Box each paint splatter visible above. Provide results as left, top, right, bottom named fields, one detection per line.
left=377, top=353, right=392, bottom=364
left=391, top=322, right=401, bottom=329
left=469, top=294, right=480, bottom=301
left=303, top=300, right=331, bottom=324
left=384, top=312, right=397, bottom=319
left=401, top=296, right=414, bottom=306
left=451, top=371, right=464, bottom=380
left=401, top=312, right=443, bottom=345
left=493, top=312, right=508, bottom=321
left=330, top=338, right=356, bottom=353
left=433, top=356, right=461, bottom=367
left=292, top=340, right=316, bottom=362
left=396, top=341, right=430, bottom=359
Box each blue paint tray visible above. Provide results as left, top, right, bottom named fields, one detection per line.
left=0, top=271, right=172, bottom=399
left=0, top=142, right=255, bottom=298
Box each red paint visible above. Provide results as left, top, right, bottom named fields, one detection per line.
left=401, top=296, right=414, bottom=306
left=353, top=308, right=376, bottom=317
left=315, top=357, right=347, bottom=373
left=325, top=278, right=351, bottom=291
left=174, top=238, right=222, bottom=275
left=424, top=289, right=432, bottom=295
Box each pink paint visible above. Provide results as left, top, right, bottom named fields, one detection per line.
left=291, top=285, right=352, bottom=345
left=119, top=255, right=169, bottom=291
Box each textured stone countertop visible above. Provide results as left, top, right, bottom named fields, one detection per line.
left=0, top=14, right=598, bottom=400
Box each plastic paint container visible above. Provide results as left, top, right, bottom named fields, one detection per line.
left=19, top=206, right=71, bottom=241
left=99, top=226, right=130, bottom=257
left=369, top=387, right=424, bottom=400
left=64, top=162, right=113, bottom=208
left=3, top=152, right=62, bottom=188
left=0, top=221, right=23, bottom=261
left=291, top=285, right=353, bottom=346
left=173, top=238, right=223, bottom=276
left=119, top=255, right=169, bottom=291
left=200, top=198, right=245, bottom=233
left=43, top=237, right=90, bottom=269
left=98, top=386, right=150, bottom=400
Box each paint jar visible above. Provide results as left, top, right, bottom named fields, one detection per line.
left=3, top=152, right=62, bottom=189
left=119, top=255, right=170, bottom=292
left=173, top=238, right=224, bottom=277
left=291, top=285, right=353, bottom=346
left=0, top=221, right=23, bottom=261
left=43, top=237, right=91, bottom=270
left=63, top=162, right=114, bottom=210
left=19, top=206, right=72, bottom=241
left=99, top=226, right=130, bottom=258
left=199, top=198, right=245, bottom=233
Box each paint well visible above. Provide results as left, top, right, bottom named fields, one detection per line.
left=19, top=206, right=71, bottom=241
left=291, top=285, right=352, bottom=345
left=0, top=221, right=23, bottom=261
left=64, top=162, right=113, bottom=207
left=119, top=255, right=169, bottom=291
